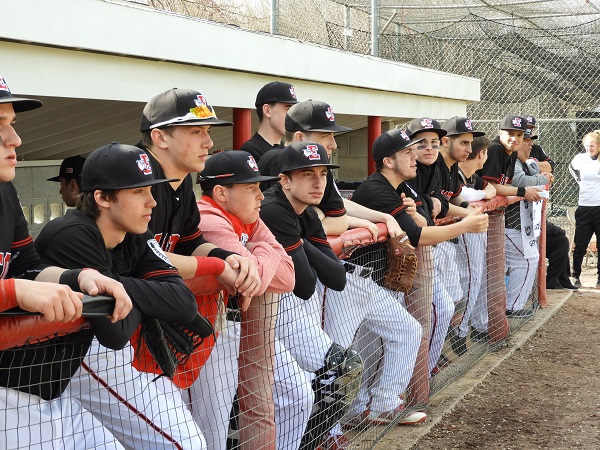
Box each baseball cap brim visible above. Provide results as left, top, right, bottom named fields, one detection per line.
left=86, top=177, right=179, bottom=192
left=198, top=174, right=281, bottom=185
left=499, top=126, right=524, bottom=132
left=47, top=175, right=62, bottom=182
left=0, top=97, right=43, bottom=113
left=147, top=117, right=232, bottom=130
left=308, top=124, right=352, bottom=133
left=282, top=162, right=340, bottom=172
left=409, top=128, right=447, bottom=139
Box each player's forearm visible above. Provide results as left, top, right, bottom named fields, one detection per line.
left=343, top=198, right=386, bottom=223
left=35, top=266, right=66, bottom=283
left=320, top=215, right=349, bottom=236
left=490, top=182, right=518, bottom=197
left=419, top=222, right=469, bottom=246
left=536, top=160, right=553, bottom=173
left=483, top=183, right=496, bottom=199
left=447, top=203, right=470, bottom=218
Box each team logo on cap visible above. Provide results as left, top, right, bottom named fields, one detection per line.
left=420, top=118, right=434, bottom=129
left=400, top=130, right=410, bottom=141
left=65, top=167, right=74, bottom=174
left=289, top=86, right=297, bottom=99
left=512, top=117, right=522, bottom=128
left=464, top=119, right=474, bottom=131
left=0, top=76, right=9, bottom=92
left=325, top=107, right=335, bottom=122
left=303, top=144, right=321, bottom=160
left=190, top=93, right=216, bottom=119
left=136, top=153, right=153, bottom=175
left=526, top=116, right=535, bottom=124
left=247, top=155, right=259, bottom=172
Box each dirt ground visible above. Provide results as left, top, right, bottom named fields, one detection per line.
left=409, top=270, right=600, bottom=450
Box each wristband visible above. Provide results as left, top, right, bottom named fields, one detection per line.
left=460, top=201, right=470, bottom=208
left=194, top=256, right=226, bottom=277
left=208, top=248, right=237, bottom=261
left=0, top=278, right=17, bottom=310
left=59, top=269, right=83, bottom=291
left=516, top=187, right=526, bottom=197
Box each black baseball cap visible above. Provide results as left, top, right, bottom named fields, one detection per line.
left=524, top=129, right=538, bottom=140
left=198, top=150, right=281, bottom=190
left=81, top=143, right=178, bottom=192
left=526, top=115, right=536, bottom=128
left=278, top=141, right=340, bottom=173
left=255, top=81, right=299, bottom=108
left=372, top=129, right=424, bottom=162
left=285, top=100, right=352, bottom=133
left=443, top=116, right=485, bottom=137
left=500, top=114, right=528, bottom=132
left=140, top=88, right=232, bottom=132
left=0, top=75, right=42, bottom=113
left=48, top=155, right=86, bottom=182
left=407, top=117, right=447, bottom=139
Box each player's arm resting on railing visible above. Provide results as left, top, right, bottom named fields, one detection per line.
left=314, top=206, right=349, bottom=236
left=488, top=182, right=543, bottom=202
left=303, top=239, right=346, bottom=292
left=343, top=198, right=402, bottom=238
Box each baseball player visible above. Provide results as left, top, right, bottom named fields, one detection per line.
left=452, top=136, right=496, bottom=350
left=191, top=150, right=295, bottom=450
left=35, top=142, right=208, bottom=449
left=261, top=141, right=365, bottom=450
left=525, top=115, right=555, bottom=174
left=0, top=75, right=131, bottom=449
left=47, top=155, right=86, bottom=207
left=349, top=129, right=489, bottom=373
left=240, top=81, right=298, bottom=161
left=505, top=129, right=549, bottom=316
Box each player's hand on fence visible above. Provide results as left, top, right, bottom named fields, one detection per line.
left=542, top=172, right=554, bottom=184
left=225, top=254, right=261, bottom=305
left=383, top=213, right=403, bottom=238
left=216, top=261, right=239, bottom=297
left=524, top=186, right=543, bottom=202
left=462, top=207, right=489, bottom=233
left=431, top=197, right=442, bottom=219
left=78, top=269, right=132, bottom=323
left=353, top=218, right=379, bottom=239
left=401, top=193, right=417, bottom=217
left=14, top=278, right=83, bottom=323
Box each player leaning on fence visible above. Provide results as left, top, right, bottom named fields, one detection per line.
left=0, top=75, right=132, bottom=449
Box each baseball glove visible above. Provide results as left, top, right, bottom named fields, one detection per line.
left=383, top=232, right=418, bottom=294
left=140, top=313, right=215, bottom=378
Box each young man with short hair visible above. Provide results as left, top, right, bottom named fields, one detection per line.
left=192, top=150, right=295, bottom=450
left=240, top=81, right=298, bottom=161
left=47, top=155, right=86, bottom=207
left=36, top=143, right=205, bottom=450
left=0, top=75, right=131, bottom=449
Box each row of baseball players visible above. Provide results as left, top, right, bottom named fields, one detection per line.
left=1, top=72, right=562, bottom=450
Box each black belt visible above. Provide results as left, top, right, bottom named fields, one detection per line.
left=226, top=309, right=241, bottom=322
left=343, top=262, right=373, bottom=279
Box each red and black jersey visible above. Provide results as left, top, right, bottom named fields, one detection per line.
left=530, top=144, right=555, bottom=172
left=16, top=209, right=197, bottom=400
left=458, top=168, right=487, bottom=191
left=258, top=147, right=346, bottom=217
left=351, top=172, right=433, bottom=248
left=478, top=136, right=518, bottom=185
left=260, top=185, right=346, bottom=299
left=432, top=153, right=462, bottom=201
left=240, top=132, right=281, bottom=162
left=406, top=160, right=450, bottom=219
left=139, top=150, right=207, bottom=255
left=0, top=182, right=48, bottom=282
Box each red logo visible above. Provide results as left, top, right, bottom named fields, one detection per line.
left=0, top=252, right=11, bottom=279
left=420, top=118, right=434, bottom=128
left=526, top=116, right=535, bottom=125
left=512, top=117, right=522, bottom=128
left=136, top=153, right=153, bottom=175
left=303, top=144, right=321, bottom=160
left=325, top=107, right=335, bottom=122
left=464, top=119, right=474, bottom=130
left=154, top=233, right=180, bottom=252
left=195, top=94, right=208, bottom=107
left=247, top=155, right=259, bottom=171
left=289, top=86, right=297, bottom=99
left=0, top=76, right=9, bottom=92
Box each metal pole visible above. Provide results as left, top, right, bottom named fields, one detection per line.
left=270, top=0, right=277, bottom=35
left=371, top=0, right=379, bottom=57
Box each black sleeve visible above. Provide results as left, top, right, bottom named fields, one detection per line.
left=303, top=240, right=346, bottom=291
left=431, top=192, right=450, bottom=219
left=257, top=150, right=281, bottom=191
left=172, top=176, right=205, bottom=256
left=531, top=144, right=556, bottom=172
left=240, top=139, right=263, bottom=161
left=288, top=247, right=317, bottom=300
left=480, top=145, right=505, bottom=183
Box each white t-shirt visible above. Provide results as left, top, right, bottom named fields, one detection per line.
left=569, top=152, right=600, bottom=206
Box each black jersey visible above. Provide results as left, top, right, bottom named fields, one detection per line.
left=240, top=132, right=281, bottom=161
left=16, top=209, right=197, bottom=400
left=133, top=148, right=206, bottom=255
left=351, top=172, right=433, bottom=248
left=458, top=169, right=487, bottom=191
left=530, top=144, right=555, bottom=172
left=406, top=160, right=449, bottom=219
left=0, top=182, right=48, bottom=282
left=260, top=185, right=346, bottom=299
left=258, top=147, right=346, bottom=217
left=479, top=136, right=518, bottom=185
left=433, top=153, right=462, bottom=201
